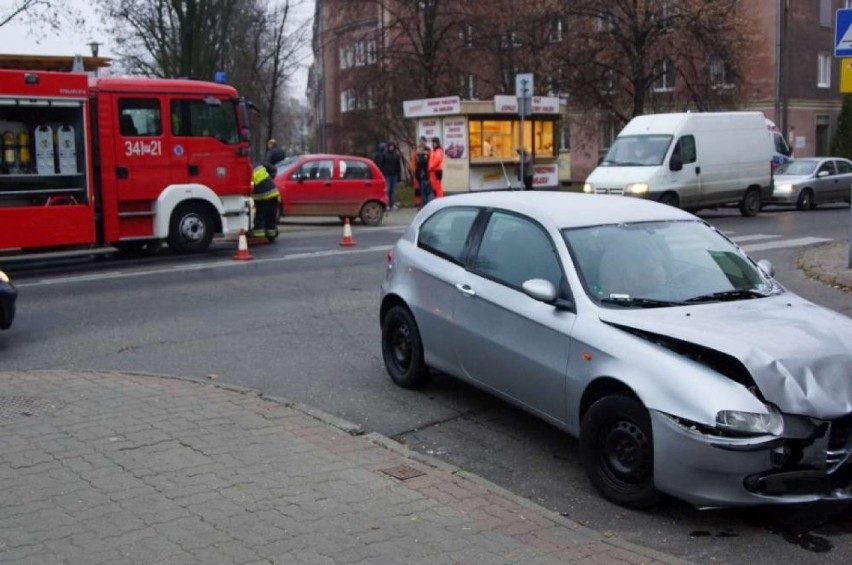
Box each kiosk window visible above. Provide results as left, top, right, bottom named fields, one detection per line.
left=468, top=119, right=558, bottom=160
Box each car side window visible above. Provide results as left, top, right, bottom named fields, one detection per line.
left=418, top=207, right=479, bottom=264
left=295, top=159, right=334, bottom=180
left=818, top=161, right=836, bottom=176
left=473, top=212, right=563, bottom=290
left=673, top=135, right=696, bottom=164
left=835, top=160, right=852, bottom=174
left=340, top=160, right=373, bottom=180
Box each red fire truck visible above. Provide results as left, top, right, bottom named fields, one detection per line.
left=0, top=68, right=253, bottom=257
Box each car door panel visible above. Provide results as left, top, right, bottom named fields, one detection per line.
left=452, top=211, right=574, bottom=423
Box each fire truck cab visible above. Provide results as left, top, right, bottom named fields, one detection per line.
left=0, top=68, right=252, bottom=255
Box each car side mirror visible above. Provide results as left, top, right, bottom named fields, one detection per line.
left=522, top=279, right=574, bottom=310
left=669, top=154, right=683, bottom=171
left=817, top=170, right=829, bottom=178
left=757, top=259, right=775, bottom=278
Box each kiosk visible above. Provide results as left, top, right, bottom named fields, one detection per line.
left=402, top=95, right=562, bottom=192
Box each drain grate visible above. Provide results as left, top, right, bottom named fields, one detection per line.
left=0, top=396, right=64, bottom=422
left=380, top=464, right=426, bottom=481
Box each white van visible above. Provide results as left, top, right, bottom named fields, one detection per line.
left=583, top=112, right=774, bottom=216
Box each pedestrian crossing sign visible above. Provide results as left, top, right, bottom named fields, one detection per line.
left=836, top=9, right=852, bottom=57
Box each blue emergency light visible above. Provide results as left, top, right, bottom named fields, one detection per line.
left=214, top=71, right=228, bottom=84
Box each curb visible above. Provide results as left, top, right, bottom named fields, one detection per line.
left=795, top=242, right=852, bottom=293
left=65, top=369, right=691, bottom=565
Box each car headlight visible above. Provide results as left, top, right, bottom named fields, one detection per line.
left=774, top=183, right=794, bottom=193
left=625, top=182, right=649, bottom=194
left=716, top=405, right=783, bottom=436
left=583, top=183, right=594, bottom=193
left=0, top=270, right=9, bottom=283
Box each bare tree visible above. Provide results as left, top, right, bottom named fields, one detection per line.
left=562, top=0, right=751, bottom=124
left=1, top=0, right=82, bottom=34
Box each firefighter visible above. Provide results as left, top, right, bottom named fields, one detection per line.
left=251, top=162, right=280, bottom=241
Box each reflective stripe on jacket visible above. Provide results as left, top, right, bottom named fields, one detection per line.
left=252, top=165, right=280, bottom=201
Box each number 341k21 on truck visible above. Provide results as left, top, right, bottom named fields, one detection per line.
left=0, top=68, right=254, bottom=257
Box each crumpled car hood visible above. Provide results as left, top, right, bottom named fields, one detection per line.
left=598, top=295, right=852, bottom=419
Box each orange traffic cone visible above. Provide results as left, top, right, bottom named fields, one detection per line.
left=339, top=218, right=356, bottom=247
left=232, top=229, right=254, bottom=260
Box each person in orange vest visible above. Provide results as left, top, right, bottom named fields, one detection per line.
left=428, top=136, right=444, bottom=198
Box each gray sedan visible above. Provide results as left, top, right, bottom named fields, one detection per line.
left=769, top=157, right=852, bottom=209
left=380, top=192, right=852, bottom=509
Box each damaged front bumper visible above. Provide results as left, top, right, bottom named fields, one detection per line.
left=651, top=410, right=852, bottom=508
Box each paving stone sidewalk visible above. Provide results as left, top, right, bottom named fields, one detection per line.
left=0, top=370, right=688, bottom=565
left=796, top=241, right=852, bottom=292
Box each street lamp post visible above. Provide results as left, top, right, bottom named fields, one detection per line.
left=88, top=42, right=102, bottom=76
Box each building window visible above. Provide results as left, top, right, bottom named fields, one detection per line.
left=709, top=55, right=733, bottom=88
left=600, top=68, right=615, bottom=94
left=366, top=85, right=376, bottom=109
left=465, top=74, right=477, bottom=99
left=847, top=0, right=852, bottom=9
left=601, top=119, right=618, bottom=152
left=354, top=42, right=366, bottom=66
left=818, top=52, right=831, bottom=88
left=502, top=68, right=520, bottom=92
left=549, top=19, right=564, bottom=43
left=366, top=40, right=378, bottom=64
left=502, top=28, right=522, bottom=49
left=559, top=121, right=570, bottom=151
left=459, top=24, right=473, bottom=47
left=653, top=58, right=675, bottom=92
left=598, top=10, right=616, bottom=31
left=820, top=0, right=832, bottom=27
left=340, top=89, right=356, bottom=113
left=339, top=45, right=354, bottom=70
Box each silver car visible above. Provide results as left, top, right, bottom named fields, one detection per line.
left=770, top=157, right=852, bottom=210
left=380, top=192, right=852, bottom=509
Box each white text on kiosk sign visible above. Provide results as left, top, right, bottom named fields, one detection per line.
left=493, top=95, right=560, bottom=114
left=403, top=97, right=461, bottom=118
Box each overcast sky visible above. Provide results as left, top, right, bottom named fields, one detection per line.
left=0, top=0, right=314, bottom=98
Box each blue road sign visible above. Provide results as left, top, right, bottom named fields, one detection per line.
left=836, top=9, right=852, bottom=57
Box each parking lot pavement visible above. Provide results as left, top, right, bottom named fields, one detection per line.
left=0, top=370, right=687, bottom=565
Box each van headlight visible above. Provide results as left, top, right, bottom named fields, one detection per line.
left=625, top=183, right=649, bottom=194
left=0, top=270, right=8, bottom=283
left=716, top=406, right=783, bottom=436
left=583, top=183, right=594, bottom=193
left=774, top=183, right=794, bottom=194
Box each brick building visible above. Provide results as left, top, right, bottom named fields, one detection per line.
left=310, top=0, right=846, bottom=183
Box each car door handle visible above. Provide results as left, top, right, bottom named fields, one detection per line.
left=695, top=166, right=701, bottom=175
left=188, top=164, right=199, bottom=176
left=116, top=166, right=128, bottom=179
left=455, top=283, right=476, bottom=296
left=324, top=182, right=332, bottom=187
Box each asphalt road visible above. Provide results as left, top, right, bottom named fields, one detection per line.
left=2, top=202, right=852, bottom=564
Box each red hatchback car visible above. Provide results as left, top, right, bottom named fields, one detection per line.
left=274, top=154, right=389, bottom=226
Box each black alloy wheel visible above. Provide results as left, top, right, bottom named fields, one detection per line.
left=796, top=188, right=815, bottom=211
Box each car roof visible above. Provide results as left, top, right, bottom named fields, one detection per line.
left=426, top=192, right=696, bottom=229
left=298, top=153, right=372, bottom=161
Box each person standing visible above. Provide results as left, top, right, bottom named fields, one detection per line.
left=264, top=138, right=287, bottom=173
left=428, top=137, right=445, bottom=198
left=516, top=147, right=534, bottom=191
left=372, top=141, right=387, bottom=170
left=412, top=137, right=433, bottom=206
left=250, top=161, right=281, bottom=241
left=381, top=141, right=403, bottom=210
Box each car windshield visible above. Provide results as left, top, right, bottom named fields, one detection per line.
left=775, top=160, right=817, bottom=176
left=562, top=220, right=776, bottom=307
left=600, top=135, right=673, bottom=167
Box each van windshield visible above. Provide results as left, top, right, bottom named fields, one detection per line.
left=601, top=135, right=673, bottom=167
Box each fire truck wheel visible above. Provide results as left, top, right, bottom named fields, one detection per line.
left=168, top=203, right=214, bottom=254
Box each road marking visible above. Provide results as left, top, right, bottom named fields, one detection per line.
left=728, top=234, right=782, bottom=243
left=740, top=237, right=832, bottom=252
left=16, top=245, right=391, bottom=288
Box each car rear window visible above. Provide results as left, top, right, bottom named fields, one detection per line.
left=418, top=207, right=479, bottom=264
left=341, top=160, right=373, bottom=179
